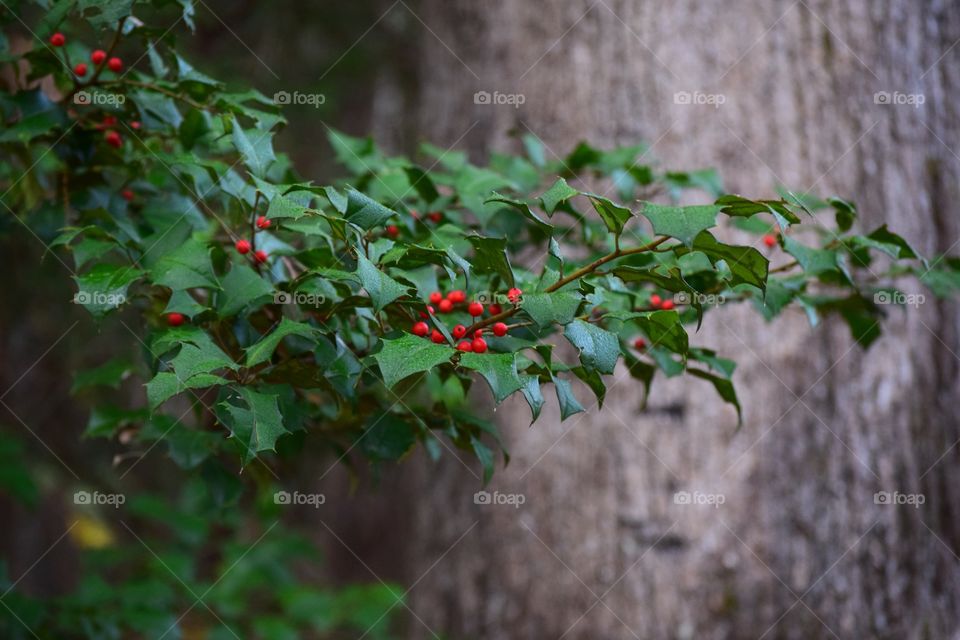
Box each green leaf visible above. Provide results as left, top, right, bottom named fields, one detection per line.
left=853, top=225, right=921, bottom=261
left=246, top=319, right=317, bottom=367
left=458, top=352, right=523, bottom=403
left=221, top=387, right=290, bottom=464
left=636, top=310, right=689, bottom=354
left=830, top=197, right=856, bottom=232
left=265, top=194, right=308, bottom=220
left=485, top=193, right=553, bottom=231
left=539, top=178, right=579, bottom=214
left=563, top=320, right=620, bottom=375
left=71, top=358, right=134, bottom=393
left=360, top=412, right=417, bottom=461
left=520, top=375, right=545, bottom=424
left=231, top=117, right=275, bottom=177
left=373, top=334, right=454, bottom=388
left=146, top=372, right=228, bottom=410
left=716, top=195, right=801, bottom=229
left=355, top=254, right=410, bottom=312
left=688, top=368, right=741, bottom=424
left=403, top=165, right=440, bottom=203
left=782, top=237, right=840, bottom=276
left=73, top=264, right=143, bottom=317
left=586, top=193, right=633, bottom=235
left=217, top=264, right=275, bottom=317
left=467, top=236, right=514, bottom=286
left=343, top=188, right=396, bottom=230
left=152, top=237, right=219, bottom=290
left=640, top=202, right=721, bottom=247
left=520, top=292, right=582, bottom=328
left=551, top=375, right=584, bottom=420
left=691, top=231, right=769, bottom=290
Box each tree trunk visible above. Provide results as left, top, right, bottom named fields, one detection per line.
left=395, top=1, right=960, bottom=638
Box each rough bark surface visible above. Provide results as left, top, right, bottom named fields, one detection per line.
left=388, top=1, right=960, bottom=638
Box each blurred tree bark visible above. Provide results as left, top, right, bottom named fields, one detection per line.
left=395, top=1, right=960, bottom=638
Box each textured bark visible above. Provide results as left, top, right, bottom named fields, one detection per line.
left=391, top=1, right=960, bottom=638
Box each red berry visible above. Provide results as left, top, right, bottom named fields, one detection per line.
left=431, top=329, right=445, bottom=344
left=467, top=302, right=483, bottom=317
left=438, top=299, right=454, bottom=313
left=452, top=324, right=467, bottom=339
left=457, top=340, right=473, bottom=352
left=103, top=115, right=117, bottom=127
left=410, top=208, right=419, bottom=220
left=420, top=305, right=436, bottom=319
left=507, top=288, right=523, bottom=304
left=49, top=33, right=65, bottom=47
left=91, top=50, right=107, bottom=65
left=471, top=338, right=488, bottom=353
left=763, top=234, right=777, bottom=248
left=633, top=337, right=647, bottom=350
left=660, top=299, right=675, bottom=311
left=412, top=321, right=429, bottom=337
left=130, top=121, right=141, bottom=130
left=429, top=291, right=443, bottom=305
left=166, top=312, right=185, bottom=327
left=256, top=216, right=271, bottom=229
left=107, top=57, right=123, bottom=73
left=74, top=63, right=88, bottom=76
left=235, top=239, right=251, bottom=254
left=473, top=329, right=484, bottom=339
left=447, top=290, right=466, bottom=303
left=121, top=189, right=134, bottom=201
left=489, top=303, right=502, bottom=315
left=386, top=224, right=399, bottom=238
left=649, top=294, right=662, bottom=308
left=427, top=211, right=442, bottom=223
left=104, top=130, right=122, bottom=148
left=492, top=322, right=508, bottom=337
left=253, top=250, right=268, bottom=264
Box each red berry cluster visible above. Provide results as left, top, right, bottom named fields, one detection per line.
left=232, top=216, right=274, bottom=264
left=408, top=209, right=443, bottom=224
left=647, top=293, right=675, bottom=311
left=410, top=289, right=519, bottom=353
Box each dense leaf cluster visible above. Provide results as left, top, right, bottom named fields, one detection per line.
left=2, top=0, right=956, bottom=486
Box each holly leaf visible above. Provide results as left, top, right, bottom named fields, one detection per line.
left=217, top=264, right=275, bottom=317
left=716, top=195, right=801, bottom=230
left=245, top=318, right=317, bottom=367
left=344, top=188, right=397, bottom=230
left=586, top=193, right=633, bottom=235
left=539, top=178, right=579, bottom=214
left=552, top=375, right=584, bottom=420
left=640, top=201, right=721, bottom=247
left=152, top=238, right=219, bottom=290
left=73, top=265, right=143, bottom=317
left=519, top=292, right=582, bottom=328
left=231, top=117, right=275, bottom=177
left=636, top=310, right=688, bottom=354
left=356, top=254, right=410, bottom=312
left=520, top=375, right=545, bottom=424
left=220, top=387, right=290, bottom=464
left=265, top=193, right=308, bottom=220
left=458, top=352, right=523, bottom=403
left=688, top=368, right=741, bottom=425
left=467, top=236, right=514, bottom=286
left=691, top=230, right=769, bottom=290
left=564, top=320, right=620, bottom=375
left=373, top=334, right=455, bottom=388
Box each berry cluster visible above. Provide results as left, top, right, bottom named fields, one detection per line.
left=411, top=289, right=521, bottom=353
left=234, top=217, right=273, bottom=264
left=647, top=293, right=675, bottom=311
